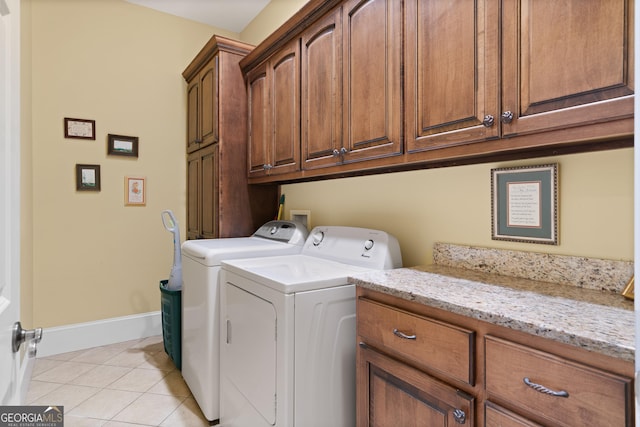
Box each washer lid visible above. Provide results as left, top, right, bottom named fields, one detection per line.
left=221, top=254, right=370, bottom=293
left=182, top=237, right=299, bottom=267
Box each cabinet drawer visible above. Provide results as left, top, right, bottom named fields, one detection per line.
left=485, top=402, right=541, bottom=427
left=357, top=297, right=474, bottom=385
left=485, top=336, right=632, bottom=427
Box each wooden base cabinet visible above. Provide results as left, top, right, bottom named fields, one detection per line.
left=356, top=287, right=634, bottom=426
left=358, top=343, right=474, bottom=427
left=183, top=36, right=277, bottom=239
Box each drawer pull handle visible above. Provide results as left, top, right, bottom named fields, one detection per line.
left=392, top=328, right=416, bottom=340
left=523, top=377, right=569, bottom=398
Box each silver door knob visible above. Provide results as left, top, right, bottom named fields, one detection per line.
left=12, top=321, right=42, bottom=353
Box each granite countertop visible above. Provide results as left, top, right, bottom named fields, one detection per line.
left=349, top=264, right=635, bottom=362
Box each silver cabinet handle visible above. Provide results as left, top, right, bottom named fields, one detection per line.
left=482, top=115, right=495, bottom=127
left=523, top=377, right=569, bottom=398
left=226, top=319, right=231, bottom=344
left=392, top=328, right=416, bottom=340
left=501, top=110, right=514, bottom=124
left=453, top=408, right=466, bottom=424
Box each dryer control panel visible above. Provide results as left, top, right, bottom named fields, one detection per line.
left=253, top=220, right=308, bottom=245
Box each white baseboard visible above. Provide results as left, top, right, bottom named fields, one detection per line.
left=36, top=311, right=163, bottom=357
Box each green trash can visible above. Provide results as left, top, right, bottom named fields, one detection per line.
left=159, top=280, right=181, bottom=370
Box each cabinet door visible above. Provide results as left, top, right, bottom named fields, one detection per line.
left=186, top=79, right=200, bottom=153
left=342, top=0, right=402, bottom=163
left=200, top=143, right=220, bottom=239
left=501, top=0, right=634, bottom=137
left=301, top=7, right=343, bottom=170
left=247, top=64, right=270, bottom=177
left=405, top=0, right=499, bottom=153
left=199, top=56, right=219, bottom=149
left=357, top=343, right=474, bottom=427
left=186, top=144, right=219, bottom=240
left=186, top=57, right=219, bottom=154
left=186, top=151, right=201, bottom=239
left=270, top=40, right=301, bottom=175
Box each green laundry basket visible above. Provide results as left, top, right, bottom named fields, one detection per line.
left=160, top=280, right=181, bottom=370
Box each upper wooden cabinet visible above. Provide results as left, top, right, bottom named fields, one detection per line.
left=186, top=56, right=218, bottom=153
left=183, top=35, right=277, bottom=239
left=247, top=39, right=300, bottom=178
left=404, top=0, right=499, bottom=152
left=240, top=0, right=633, bottom=183
left=301, top=8, right=343, bottom=170
left=406, top=0, right=634, bottom=157
left=306, top=0, right=403, bottom=169
left=501, top=0, right=634, bottom=136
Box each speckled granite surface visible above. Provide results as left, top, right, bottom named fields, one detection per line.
left=433, top=243, right=634, bottom=293
left=349, top=264, right=634, bottom=362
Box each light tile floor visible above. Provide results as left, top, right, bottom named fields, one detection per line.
left=26, top=336, right=210, bottom=427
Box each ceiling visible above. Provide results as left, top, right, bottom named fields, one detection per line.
left=124, top=0, right=271, bottom=33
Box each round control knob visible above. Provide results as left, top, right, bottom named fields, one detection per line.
left=364, top=239, right=374, bottom=251
left=312, top=231, right=324, bottom=246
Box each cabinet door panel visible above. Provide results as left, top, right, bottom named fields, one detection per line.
left=357, top=343, right=474, bottom=426
left=186, top=152, right=201, bottom=239
left=186, top=80, right=200, bottom=153
left=247, top=67, right=270, bottom=177
left=502, top=0, right=634, bottom=136
left=302, top=8, right=343, bottom=169
left=405, top=0, right=499, bottom=152
left=200, top=58, right=218, bottom=148
left=343, top=0, right=401, bottom=161
left=271, top=42, right=300, bottom=172
left=200, top=144, right=219, bottom=239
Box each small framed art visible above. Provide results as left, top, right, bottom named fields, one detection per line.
left=108, top=134, right=139, bottom=157
left=65, top=118, right=95, bottom=140
left=76, top=164, right=101, bottom=191
left=491, top=164, right=558, bottom=245
left=125, top=176, right=146, bottom=206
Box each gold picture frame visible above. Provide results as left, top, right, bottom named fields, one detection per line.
left=622, top=276, right=634, bottom=300
left=125, top=176, right=146, bottom=206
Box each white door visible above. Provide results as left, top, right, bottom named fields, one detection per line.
left=0, top=0, right=23, bottom=405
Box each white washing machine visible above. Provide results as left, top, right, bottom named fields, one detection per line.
left=219, top=226, right=402, bottom=427
left=181, top=220, right=308, bottom=423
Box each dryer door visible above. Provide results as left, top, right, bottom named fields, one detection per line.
left=225, top=283, right=277, bottom=425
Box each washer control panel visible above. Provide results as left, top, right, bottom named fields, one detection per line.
left=302, top=226, right=402, bottom=270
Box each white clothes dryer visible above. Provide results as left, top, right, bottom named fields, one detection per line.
left=219, top=226, right=402, bottom=427
left=181, top=220, right=308, bottom=423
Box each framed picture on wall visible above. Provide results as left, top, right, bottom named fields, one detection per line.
left=108, top=134, right=139, bottom=157
left=491, top=164, right=558, bottom=245
left=125, top=176, right=146, bottom=206
left=65, top=118, right=96, bottom=140
left=75, top=164, right=101, bottom=191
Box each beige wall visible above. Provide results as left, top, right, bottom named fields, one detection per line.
left=240, top=0, right=307, bottom=45
left=282, top=149, right=634, bottom=267
left=23, top=0, right=234, bottom=328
